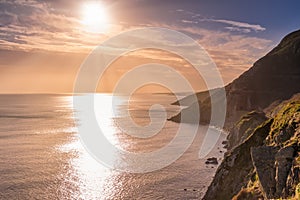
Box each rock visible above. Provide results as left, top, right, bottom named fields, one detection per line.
left=221, top=140, right=228, bottom=145
left=250, top=146, right=295, bottom=199
left=267, top=102, right=300, bottom=145
left=251, top=146, right=279, bottom=199
left=284, top=160, right=300, bottom=197
left=275, top=146, right=295, bottom=197
left=205, top=157, right=218, bottom=165
left=204, top=95, right=300, bottom=200
left=200, top=29, right=300, bottom=199
left=227, top=111, right=267, bottom=150
left=202, top=119, right=273, bottom=200
left=273, top=124, right=296, bottom=144
left=232, top=188, right=258, bottom=200
left=222, top=140, right=229, bottom=149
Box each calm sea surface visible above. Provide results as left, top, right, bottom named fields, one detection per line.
left=0, top=94, right=225, bottom=199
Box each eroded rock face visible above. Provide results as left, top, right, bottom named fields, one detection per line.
left=227, top=111, right=267, bottom=150
left=285, top=159, right=300, bottom=197
left=251, top=146, right=279, bottom=198
left=251, top=146, right=295, bottom=199
left=275, top=146, right=295, bottom=197
left=202, top=119, right=273, bottom=200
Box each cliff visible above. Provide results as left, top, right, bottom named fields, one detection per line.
left=203, top=94, right=300, bottom=200
left=169, top=29, right=300, bottom=130
left=169, top=29, right=300, bottom=199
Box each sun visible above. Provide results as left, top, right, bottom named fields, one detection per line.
left=81, top=2, right=109, bottom=33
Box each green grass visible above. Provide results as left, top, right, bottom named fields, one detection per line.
left=268, top=100, right=300, bottom=145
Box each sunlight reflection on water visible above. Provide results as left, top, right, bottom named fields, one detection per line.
left=0, top=94, right=227, bottom=199
left=94, top=94, right=123, bottom=148
left=59, top=137, right=115, bottom=199
left=62, top=93, right=226, bottom=199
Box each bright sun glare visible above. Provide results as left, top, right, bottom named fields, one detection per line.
left=81, top=2, right=109, bottom=33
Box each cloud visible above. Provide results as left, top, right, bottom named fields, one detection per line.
left=175, top=9, right=265, bottom=33
left=181, top=19, right=198, bottom=24
left=0, top=1, right=275, bottom=90
left=224, top=26, right=251, bottom=33
left=0, top=0, right=124, bottom=53
left=146, top=24, right=274, bottom=83
left=202, top=18, right=266, bottom=32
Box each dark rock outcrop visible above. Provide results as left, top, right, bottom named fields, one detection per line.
left=285, top=158, right=300, bottom=197
left=251, top=146, right=279, bottom=198
left=205, top=157, right=218, bottom=165
left=250, top=145, right=295, bottom=199
left=244, top=146, right=297, bottom=200
left=275, top=146, right=295, bottom=197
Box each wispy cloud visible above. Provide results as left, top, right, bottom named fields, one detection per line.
left=149, top=24, right=273, bottom=83
left=224, top=26, right=251, bottom=33
left=205, top=19, right=266, bottom=32
left=181, top=19, right=198, bottom=24
left=175, top=9, right=266, bottom=33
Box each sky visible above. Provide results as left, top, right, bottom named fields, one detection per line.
left=0, top=0, right=299, bottom=93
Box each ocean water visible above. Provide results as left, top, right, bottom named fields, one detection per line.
left=0, top=94, right=225, bottom=199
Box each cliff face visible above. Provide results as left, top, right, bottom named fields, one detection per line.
left=227, top=111, right=267, bottom=150
left=203, top=94, right=300, bottom=200
left=225, top=29, right=300, bottom=127
left=169, top=29, right=300, bottom=129
left=202, top=118, right=273, bottom=200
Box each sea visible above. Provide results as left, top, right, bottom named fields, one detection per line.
left=0, top=93, right=226, bottom=200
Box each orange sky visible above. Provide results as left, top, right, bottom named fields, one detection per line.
left=0, top=0, right=283, bottom=94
